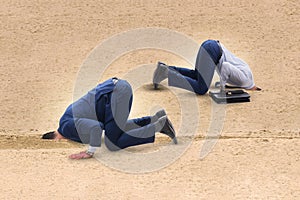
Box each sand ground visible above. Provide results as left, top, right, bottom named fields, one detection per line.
left=0, top=0, right=299, bottom=199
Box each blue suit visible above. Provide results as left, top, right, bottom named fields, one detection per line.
left=168, top=40, right=222, bottom=95
left=58, top=78, right=155, bottom=151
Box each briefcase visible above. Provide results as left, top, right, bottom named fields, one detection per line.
left=209, top=90, right=250, bottom=104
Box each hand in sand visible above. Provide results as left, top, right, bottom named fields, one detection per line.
left=250, top=86, right=262, bottom=91
left=69, top=151, right=93, bottom=160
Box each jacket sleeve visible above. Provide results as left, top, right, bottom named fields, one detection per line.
left=220, top=62, right=255, bottom=89
left=74, top=118, right=104, bottom=147
left=219, top=62, right=231, bottom=90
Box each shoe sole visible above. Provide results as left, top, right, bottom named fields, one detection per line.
left=165, top=118, right=177, bottom=144
left=153, top=61, right=167, bottom=90
left=172, top=137, right=178, bottom=144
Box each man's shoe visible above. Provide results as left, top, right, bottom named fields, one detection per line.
left=151, top=109, right=167, bottom=123
left=160, top=117, right=178, bottom=144
left=154, top=109, right=166, bottom=119
left=153, top=62, right=169, bottom=89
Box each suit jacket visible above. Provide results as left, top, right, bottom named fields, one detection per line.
left=57, top=78, right=116, bottom=144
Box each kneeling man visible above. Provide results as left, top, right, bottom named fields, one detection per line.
left=43, top=78, right=177, bottom=159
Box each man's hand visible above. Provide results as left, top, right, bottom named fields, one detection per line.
left=69, top=151, right=93, bottom=160
left=250, top=86, right=262, bottom=91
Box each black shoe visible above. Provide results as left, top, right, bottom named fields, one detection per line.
left=151, top=109, right=167, bottom=123
left=160, top=117, right=178, bottom=144
left=155, top=109, right=166, bottom=119
left=153, top=61, right=168, bottom=89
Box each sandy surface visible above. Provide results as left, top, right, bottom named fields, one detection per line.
left=0, top=0, right=299, bottom=199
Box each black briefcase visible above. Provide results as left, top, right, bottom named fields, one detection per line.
left=209, top=90, right=250, bottom=104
